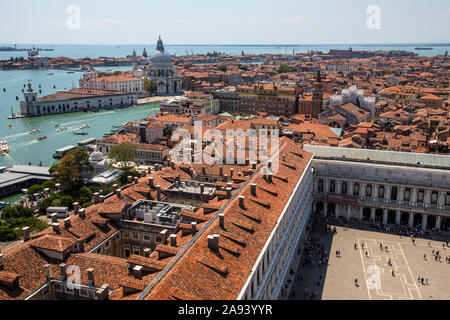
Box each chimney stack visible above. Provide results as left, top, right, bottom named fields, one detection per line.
left=79, top=208, right=86, bottom=219
left=230, top=168, right=234, bottom=177
left=207, top=234, right=220, bottom=251
left=44, top=264, right=51, bottom=280
left=133, top=266, right=143, bottom=280
left=282, top=154, right=286, bottom=162
left=96, top=284, right=110, bottom=300
left=252, top=162, right=257, bottom=170
left=251, top=184, right=257, bottom=197
left=99, top=195, right=105, bottom=203
left=87, top=268, right=95, bottom=285
left=148, top=177, right=154, bottom=187
left=200, top=184, right=205, bottom=195
left=116, top=189, right=122, bottom=198
left=93, top=192, right=100, bottom=204
left=169, top=234, right=177, bottom=247
left=50, top=213, right=58, bottom=224
left=59, top=263, right=67, bottom=280
left=22, top=226, right=30, bottom=242
left=202, top=166, right=206, bottom=175
left=134, top=176, right=139, bottom=184
left=219, top=214, right=225, bottom=229
left=226, top=187, right=232, bottom=199
left=144, top=248, right=151, bottom=258
left=73, top=202, right=80, bottom=215
left=64, top=217, right=71, bottom=229
left=52, top=223, right=60, bottom=233
left=239, top=196, right=245, bottom=209
left=219, top=167, right=223, bottom=176
left=156, top=185, right=162, bottom=201
left=268, top=173, right=273, bottom=183
left=112, top=184, right=118, bottom=193
left=191, top=222, right=197, bottom=235
left=127, top=176, right=133, bottom=184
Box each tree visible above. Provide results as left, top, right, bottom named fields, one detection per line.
left=27, top=184, right=44, bottom=195
left=109, top=142, right=137, bottom=172
left=67, top=147, right=93, bottom=174
left=217, top=65, right=227, bottom=72
left=112, top=70, right=122, bottom=76
left=144, top=78, right=157, bottom=93
left=55, top=154, right=81, bottom=191
left=278, top=64, right=293, bottom=73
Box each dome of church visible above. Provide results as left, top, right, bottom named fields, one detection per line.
left=90, top=151, right=104, bottom=162
left=149, top=50, right=172, bottom=63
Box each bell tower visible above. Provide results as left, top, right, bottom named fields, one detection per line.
left=312, top=71, right=324, bottom=118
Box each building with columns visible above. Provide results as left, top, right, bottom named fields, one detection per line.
left=304, top=145, right=450, bottom=232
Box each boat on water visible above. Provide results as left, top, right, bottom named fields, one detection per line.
left=56, top=127, right=68, bottom=132
left=28, top=129, right=41, bottom=134
left=79, top=124, right=90, bottom=129
left=415, top=47, right=433, bottom=50
left=73, top=131, right=89, bottom=136
left=47, top=73, right=54, bottom=75
left=0, top=141, right=9, bottom=153
left=37, top=136, right=48, bottom=141
left=54, top=124, right=61, bottom=128
left=67, top=71, right=75, bottom=74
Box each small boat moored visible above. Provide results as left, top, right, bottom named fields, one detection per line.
left=0, top=141, right=9, bottom=153
left=73, top=131, right=89, bottom=136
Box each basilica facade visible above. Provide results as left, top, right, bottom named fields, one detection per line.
left=132, top=37, right=182, bottom=96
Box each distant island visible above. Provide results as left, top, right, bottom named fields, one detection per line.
left=0, top=46, right=54, bottom=52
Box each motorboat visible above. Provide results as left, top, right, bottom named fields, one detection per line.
left=0, top=141, right=8, bottom=153
left=73, top=131, right=89, bottom=136
left=28, top=129, right=41, bottom=134
left=54, top=124, right=61, bottom=128
left=56, top=127, right=68, bottom=132
left=79, top=124, right=90, bottom=129
left=37, top=136, right=48, bottom=141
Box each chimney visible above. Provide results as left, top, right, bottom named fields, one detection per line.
left=219, top=167, right=223, bottom=176
left=112, top=184, right=118, bottom=192
left=22, top=226, right=30, bottom=242
left=268, top=160, right=273, bottom=169
left=200, top=184, right=205, bottom=195
left=64, top=217, right=71, bottom=229
left=239, top=196, right=245, bottom=209
left=169, top=234, right=177, bottom=247
left=252, top=162, right=257, bottom=170
left=148, top=177, right=154, bottom=187
left=268, top=173, right=273, bottom=183
left=127, top=176, right=133, bottom=184
left=116, top=189, right=122, bottom=198
left=134, top=177, right=139, bottom=184
left=96, top=284, right=110, bottom=300
left=202, top=166, right=206, bottom=175
left=219, top=214, right=225, bottom=229
left=0, top=254, right=3, bottom=270
left=93, top=192, right=100, bottom=204
left=245, top=158, right=250, bottom=166
left=99, top=195, right=105, bottom=203
left=44, top=264, right=51, bottom=280
left=207, top=234, right=220, bottom=251
left=230, top=168, right=234, bottom=177
left=191, top=222, right=197, bottom=234
left=144, top=248, right=151, bottom=258
left=59, top=263, right=67, bottom=280
left=156, top=185, right=162, bottom=200
left=133, top=266, right=143, bottom=280
left=50, top=213, right=58, bottom=224
left=52, top=222, right=60, bottom=233
left=251, top=184, right=257, bottom=197
left=87, top=268, right=95, bottom=285
left=79, top=208, right=86, bottom=219
left=170, top=161, right=175, bottom=169
left=282, top=154, right=286, bottom=162
left=226, top=187, right=232, bottom=199
left=73, top=202, right=80, bottom=215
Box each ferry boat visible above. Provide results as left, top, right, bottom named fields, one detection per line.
left=0, top=141, right=8, bottom=153
left=37, top=136, right=48, bottom=141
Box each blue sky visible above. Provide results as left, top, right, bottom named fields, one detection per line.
left=1, top=0, right=449, bottom=44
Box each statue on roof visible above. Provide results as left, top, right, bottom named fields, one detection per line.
left=156, top=35, right=165, bottom=53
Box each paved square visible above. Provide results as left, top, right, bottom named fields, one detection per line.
left=290, top=219, right=450, bottom=300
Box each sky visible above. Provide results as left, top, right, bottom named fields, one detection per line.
left=0, top=0, right=449, bottom=45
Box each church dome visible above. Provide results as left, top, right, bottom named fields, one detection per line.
left=90, top=151, right=104, bottom=162
left=149, top=50, right=172, bottom=63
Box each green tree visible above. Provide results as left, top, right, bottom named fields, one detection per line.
left=27, top=184, right=44, bottom=195
left=278, top=64, right=293, bottom=73
left=217, top=65, right=227, bottom=72
left=144, top=78, right=157, bottom=93
left=112, top=70, right=122, bottom=76
left=54, top=154, right=81, bottom=191
left=109, top=142, right=137, bottom=172
left=67, top=147, right=93, bottom=174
